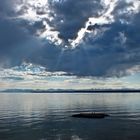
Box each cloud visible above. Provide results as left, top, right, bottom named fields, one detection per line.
left=10, top=0, right=118, bottom=46
left=0, top=0, right=140, bottom=79
left=48, top=0, right=103, bottom=43
left=0, top=62, right=136, bottom=90
left=0, top=17, right=42, bottom=68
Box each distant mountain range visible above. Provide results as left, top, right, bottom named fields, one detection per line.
left=1, top=89, right=140, bottom=93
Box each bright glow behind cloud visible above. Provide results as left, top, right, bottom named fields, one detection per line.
left=7, top=0, right=139, bottom=48
left=11, top=0, right=116, bottom=47
left=71, top=0, right=117, bottom=47
left=14, top=0, right=63, bottom=45
left=2, top=0, right=140, bottom=48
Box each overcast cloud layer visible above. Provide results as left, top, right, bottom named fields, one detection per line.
left=0, top=0, right=140, bottom=77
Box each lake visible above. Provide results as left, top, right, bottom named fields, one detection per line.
left=0, top=93, right=140, bottom=140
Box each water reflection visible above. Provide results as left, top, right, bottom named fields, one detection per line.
left=0, top=93, right=140, bottom=140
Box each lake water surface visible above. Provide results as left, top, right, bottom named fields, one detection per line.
left=0, top=93, right=140, bottom=140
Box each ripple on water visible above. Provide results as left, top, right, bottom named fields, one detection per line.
left=0, top=93, right=140, bottom=140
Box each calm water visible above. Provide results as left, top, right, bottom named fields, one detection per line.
left=0, top=93, right=140, bottom=140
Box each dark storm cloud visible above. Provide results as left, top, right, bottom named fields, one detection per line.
left=29, top=8, right=140, bottom=77
left=0, top=0, right=140, bottom=77
left=17, top=0, right=103, bottom=43
left=0, top=18, right=41, bottom=67
left=0, top=0, right=16, bottom=17
left=47, top=0, right=103, bottom=42
left=112, top=0, right=136, bottom=22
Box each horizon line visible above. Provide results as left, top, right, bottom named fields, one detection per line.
left=1, top=88, right=140, bottom=93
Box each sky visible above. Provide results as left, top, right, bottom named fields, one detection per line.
left=0, top=0, right=140, bottom=90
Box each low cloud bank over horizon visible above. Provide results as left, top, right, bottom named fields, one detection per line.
left=0, top=62, right=139, bottom=90
left=0, top=0, right=140, bottom=78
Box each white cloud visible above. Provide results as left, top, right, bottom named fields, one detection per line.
left=9, top=0, right=117, bottom=48
left=68, top=0, right=118, bottom=47
left=13, top=0, right=63, bottom=45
